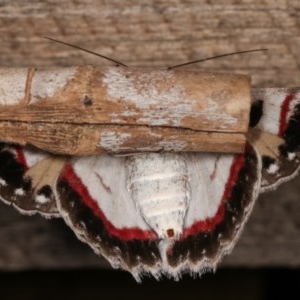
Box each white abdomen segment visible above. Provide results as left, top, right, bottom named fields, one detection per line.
left=126, top=153, right=190, bottom=239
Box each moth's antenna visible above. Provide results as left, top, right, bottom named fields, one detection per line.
left=44, top=36, right=128, bottom=67
left=168, top=49, right=268, bottom=70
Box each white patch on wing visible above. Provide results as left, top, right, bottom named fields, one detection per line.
left=254, top=89, right=282, bottom=135
left=0, top=178, right=7, bottom=186
left=288, top=152, right=296, bottom=161
left=254, top=88, right=300, bottom=135
left=267, top=163, right=279, bottom=174
left=71, top=155, right=150, bottom=230
left=14, top=188, right=25, bottom=196
left=185, top=153, right=234, bottom=227
left=35, top=194, right=50, bottom=204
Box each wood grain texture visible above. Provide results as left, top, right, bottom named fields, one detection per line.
left=0, top=122, right=246, bottom=155
left=0, top=67, right=250, bottom=154
left=0, top=0, right=299, bottom=269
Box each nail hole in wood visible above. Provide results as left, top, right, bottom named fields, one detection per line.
left=83, top=94, right=93, bottom=106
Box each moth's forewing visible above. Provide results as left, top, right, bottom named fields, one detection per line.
left=0, top=143, right=63, bottom=217
left=249, top=88, right=300, bottom=191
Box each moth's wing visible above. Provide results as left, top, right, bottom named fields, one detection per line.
left=55, top=145, right=260, bottom=280
left=249, top=88, right=300, bottom=192
left=0, top=143, right=64, bottom=217
left=165, top=143, right=260, bottom=276
left=55, top=154, right=162, bottom=281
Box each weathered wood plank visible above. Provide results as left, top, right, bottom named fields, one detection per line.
left=0, top=122, right=246, bottom=155
left=0, top=67, right=250, bottom=154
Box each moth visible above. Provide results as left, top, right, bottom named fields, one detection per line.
left=0, top=54, right=299, bottom=281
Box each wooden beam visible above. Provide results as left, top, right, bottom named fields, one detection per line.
left=0, top=67, right=251, bottom=154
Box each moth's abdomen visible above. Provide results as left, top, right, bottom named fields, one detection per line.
left=126, top=153, right=190, bottom=239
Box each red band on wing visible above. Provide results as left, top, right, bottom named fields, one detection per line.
left=182, top=152, right=245, bottom=238
left=15, top=147, right=28, bottom=170
left=279, top=93, right=296, bottom=136
left=61, top=164, right=157, bottom=241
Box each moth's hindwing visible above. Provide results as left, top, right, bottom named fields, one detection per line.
left=166, top=143, right=260, bottom=274
left=0, top=143, right=63, bottom=217
left=55, top=143, right=260, bottom=280
left=249, top=88, right=300, bottom=192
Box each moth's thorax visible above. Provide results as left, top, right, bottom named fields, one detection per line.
left=126, top=153, right=190, bottom=239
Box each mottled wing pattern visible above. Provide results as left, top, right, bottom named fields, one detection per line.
left=249, top=88, right=300, bottom=192
left=55, top=144, right=260, bottom=280
left=0, top=142, right=63, bottom=217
